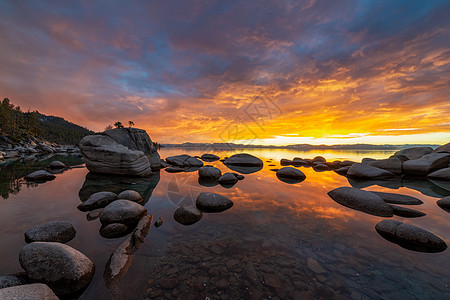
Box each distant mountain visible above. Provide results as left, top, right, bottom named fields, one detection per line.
left=161, top=142, right=441, bottom=150
left=38, top=113, right=93, bottom=145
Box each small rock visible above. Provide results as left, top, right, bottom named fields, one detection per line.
left=372, top=191, right=423, bottom=205
left=200, top=153, right=220, bottom=161
left=100, top=223, right=129, bottom=238
left=276, top=167, right=306, bottom=180
left=155, top=217, right=164, bottom=227
left=48, top=161, right=66, bottom=169
left=347, top=163, right=395, bottom=179
left=198, top=165, right=221, bottom=179
left=24, top=170, right=56, bottom=182
left=218, top=172, right=239, bottom=184
left=100, top=200, right=147, bottom=226
left=312, top=156, right=326, bottom=163
left=0, top=274, right=29, bottom=289
left=0, top=283, right=59, bottom=300
left=436, top=196, right=450, bottom=209
left=390, top=205, right=426, bottom=218
left=77, top=191, right=118, bottom=211
left=196, top=192, right=234, bottom=212
left=174, top=206, right=203, bottom=225
left=117, top=190, right=143, bottom=203
left=307, top=258, right=326, bottom=273
left=86, top=208, right=103, bottom=221
left=223, top=153, right=263, bottom=166
left=427, top=167, right=450, bottom=181
left=25, top=221, right=76, bottom=243
left=165, top=166, right=185, bottom=173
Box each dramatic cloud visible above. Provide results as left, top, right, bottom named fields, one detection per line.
left=0, top=0, right=449, bottom=144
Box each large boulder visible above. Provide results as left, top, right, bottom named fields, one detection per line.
left=393, top=147, right=433, bottom=160
left=223, top=153, right=263, bottom=167
left=25, top=221, right=76, bottom=243
left=100, top=200, right=147, bottom=226
left=433, top=142, right=450, bottom=153
left=375, top=220, right=447, bottom=252
left=427, top=167, right=450, bottom=181
left=19, top=242, right=95, bottom=295
left=347, top=163, right=395, bottom=179
left=79, top=128, right=160, bottom=176
left=327, top=187, right=393, bottom=217
left=173, top=206, right=203, bottom=225
left=403, top=153, right=450, bottom=176
left=77, top=191, right=118, bottom=211
left=24, top=170, right=56, bottom=182
left=436, top=196, right=450, bottom=209
left=372, top=191, right=423, bottom=205
left=0, top=283, right=59, bottom=300
left=196, top=192, right=234, bottom=213
left=368, top=158, right=402, bottom=175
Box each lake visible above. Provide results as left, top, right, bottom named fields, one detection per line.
left=0, top=148, right=449, bottom=299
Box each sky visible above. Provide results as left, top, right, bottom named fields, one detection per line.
left=0, top=0, right=449, bottom=145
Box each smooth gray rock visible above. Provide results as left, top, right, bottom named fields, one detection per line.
left=340, top=160, right=356, bottom=167
left=334, top=166, right=350, bottom=175
left=48, top=161, right=65, bottom=169
left=218, top=173, right=239, bottom=184
left=100, top=223, right=129, bottom=238
left=165, top=166, right=185, bottom=173
left=0, top=283, right=58, bottom=300
left=198, top=166, right=221, bottom=179
left=368, top=158, right=402, bottom=175
left=437, top=196, right=450, bottom=209
left=24, top=170, right=56, bottom=182
left=276, top=167, right=306, bottom=180
left=186, top=157, right=204, bottom=167
left=165, top=154, right=191, bottom=166
left=390, top=205, right=426, bottom=218
left=433, top=142, right=450, bottom=153
left=117, top=190, right=143, bottom=203
left=223, top=153, right=263, bottom=166
left=174, top=206, right=203, bottom=225
left=403, top=153, right=450, bottom=176
left=393, top=147, right=433, bottom=160
left=327, top=187, right=393, bottom=217
left=86, top=208, right=103, bottom=221
left=25, top=221, right=76, bottom=243
left=427, top=167, right=450, bottom=181
left=100, top=200, right=147, bottom=226
left=375, top=220, right=447, bottom=252
left=79, top=128, right=160, bottom=176
left=361, top=158, right=377, bottom=164
left=196, top=192, right=234, bottom=212
left=372, top=191, right=423, bottom=205
left=201, top=153, right=220, bottom=161
left=0, top=274, right=29, bottom=289
left=77, top=191, right=118, bottom=211
left=19, top=242, right=95, bottom=295
left=347, top=163, right=395, bottom=179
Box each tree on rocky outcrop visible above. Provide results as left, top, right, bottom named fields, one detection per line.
left=114, top=122, right=124, bottom=128
left=104, top=124, right=113, bottom=131
left=128, top=121, right=134, bottom=128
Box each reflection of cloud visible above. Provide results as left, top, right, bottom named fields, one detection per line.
left=0, top=1, right=449, bottom=144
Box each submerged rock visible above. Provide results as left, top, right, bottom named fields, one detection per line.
left=117, top=190, right=143, bottom=203
left=174, top=206, right=203, bottom=225
left=19, top=242, right=95, bottom=295
left=347, top=163, right=395, bottom=179
left=78, top=191, right=118, bottom=211
left=24, top=170, right=56, bottom=182
left=327, top=187, right=393, bottom=217
left=218, top=172, right=239, bottom=184
left=375, top=220, right=447, bottom=252
left=100, top=223, right=129, bottom=239
left=372, top=191, right=423, bottom=205
left=403, top=153, right=450, bottom=176
left=198, top=165, right=221, bottom=179
left=79, top=128, right=160, bottom=176
left=100, top=200, right=147, bottom=226
left=25, top=221, right=76, bottom=243
left=0, top=283, right=59, bottom=300
left=390, top=205, right=426, bottom=218
left=196, top=192, right=234, bottom=213
left=223, top=153, right=263, bottom=166
left=48, top=160, right=66, bottom=169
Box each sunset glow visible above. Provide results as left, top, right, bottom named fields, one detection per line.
left=0, top=1, right=449, bottom=144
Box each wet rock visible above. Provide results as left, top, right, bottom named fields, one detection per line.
left=347, top=163, right=395, bottom=179
left=393, top=147, right=433, bottom=160
left=276, top=167, right=306, bottom=182
left=154, top=217, right=164, bottom=227
left=104, top=215, right=152, bottom=286
left=390, top=205, right=426, bottom=218
left=165, top=166, right=185, bottom=173
left=375, top=220, right=447, bottom=252
left=280, top=158, right=292, bottom=166
left=0, top=274, right=29, bottom=289
left=48, top=160, right=66, bottom=169
left=166, top=154, right=204, bottom=168
left=196, top=192, right=234, bottom=212
left=100, top=223, right=129, bottom=238
left=340, top=160, right=356, bottom=167
left=223, top=153, right=263, bottom=166
left=174, top=206, right=203, bottom=225
left=19, top=242, right=95, bottom=295
left=307, top=258, right=326, bottom=274
left=312, top=163, right=331, bottom=171
left=218, top=172, right=239, bottom=184
left=86, top=208, right=103, bottom=221
left=24, top=170, right=56, bottom=182
left=78, top=191, right=118, bottom=211
left=334, top=166, right=350, bottom=175
left=327, top=187, right=393, bottom=217
left=25, top=221, right=76, bottom=243
left=201, top=153, right=220, bottom=161
left=436, top=196, right=450, bottom=209
left=372, top=191, right=423, bottom=205
left=198, top=165, right=221, bottom=179
left=235, top=174, right=245, bottom=180
left=0, top=283, right=59, bottom=300
left=368, top=158, right=402, bottom=175
left=100, top=200, right=147, bottom=226
left=225, top=164, right=263, bottom=174
left=313, top=156, right=326, bottom=163
left=118, top=190, right=143, bottom=203
left=427, top=167, right=450, bottom=181
left=403, top=153, right=450, bottom=176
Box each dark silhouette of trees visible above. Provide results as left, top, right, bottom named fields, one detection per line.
left=104, top=124, right=113, bottom=131
left=128, top=121, right=134, bottom=127
left=114, top=121, right=124, bottom=128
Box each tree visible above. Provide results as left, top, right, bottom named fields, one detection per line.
left=104, top=124, right=113, bottom=131
left=114, top=121, right=124, bottom=128
left=128, top=121, right=134, bottom=128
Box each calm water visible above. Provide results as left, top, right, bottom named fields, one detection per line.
left=0, top=148, right=449, bottom=300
